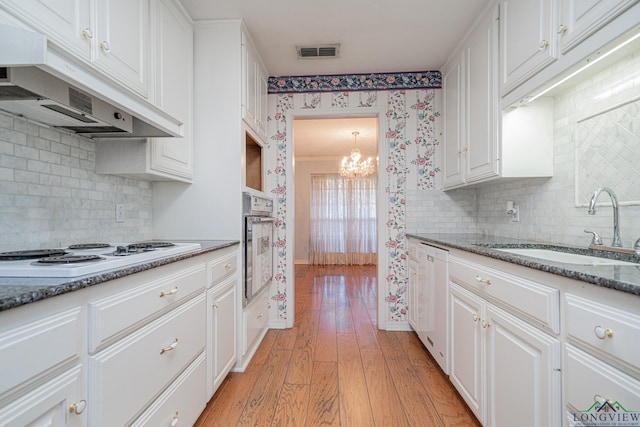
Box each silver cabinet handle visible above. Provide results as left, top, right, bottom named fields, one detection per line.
left=225, top=263, right=232, bottom=270
left=81, top=28, right=93, bottom=39
left=475, top=275, right=492, bottom=285
left=557, top=25, right=568, bottom=34
left=159, top=287, right=178, bottom=297
left=539, top=40, right=550, bottom=50
left=472, top=314, right=479, bottom=322
left=100, top=41, right=111, bottom=53
left=594, top=326, right=613, bottom=339
left=160, top=338, right=179, bottom=355
left=482, top=320, right=491, bottom=329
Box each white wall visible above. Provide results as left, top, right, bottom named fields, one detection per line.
left=0, top=112, right=154, bottom=250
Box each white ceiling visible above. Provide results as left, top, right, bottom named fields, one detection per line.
left=293, top=117, right=378, bottom=160
left=179, top=0, right=491, bottom=158
left=178, top=0, right=492, bottom=77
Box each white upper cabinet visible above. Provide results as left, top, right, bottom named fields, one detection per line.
left=499, top=0, right=640, bottom=104
left=0, top=0, right=150, bottom=97
left=95, top=0, right=193, bottom=182
left=0, top=0, right=91, bottom=59
left=442, top=4, right=501, bottom=189
left=242, top=31, right=269, bottom=140
left=148, top=0, right=194, bottom=180
left=93, top=0, right=149, bottom=96
left=442, top=3, right=554, bottom=190
left=558, top=0, right=639, bottom=53
left=499, top=0, right=557, bottom=95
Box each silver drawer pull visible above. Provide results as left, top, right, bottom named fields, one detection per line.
left=160, top=338, right=179, bottom=355
left=482, top=320, right=491, bottom=329
left=594, top=326, right=613, bottom=340
left=159, top=287, right=178, bottom=298
left=257, top=313, right=263, bottom=319
left=170, top=411, right=179, bottom=427
left=472, top=314, right=479, bottom=322
left=475, top=275, right=492, bottom=285
left=225, top=262, right=232, bottom=270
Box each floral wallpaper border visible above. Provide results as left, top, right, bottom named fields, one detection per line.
left=268, top=71, right=441, bottom=94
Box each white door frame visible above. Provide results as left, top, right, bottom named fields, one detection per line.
left=284, top=106, right=390, bottom=330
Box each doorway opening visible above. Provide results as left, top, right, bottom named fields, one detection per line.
left=291, top=116, right=380, bottom=319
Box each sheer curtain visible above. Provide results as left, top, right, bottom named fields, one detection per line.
left=309, top=174, right=377, bottom=265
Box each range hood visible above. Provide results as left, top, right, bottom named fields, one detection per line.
left=0, top=66, right=173, bottom=139
left=0, top=24, right=178, bottom=139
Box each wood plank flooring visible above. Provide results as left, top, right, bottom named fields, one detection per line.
left=195, top=264, right=480, bottom=427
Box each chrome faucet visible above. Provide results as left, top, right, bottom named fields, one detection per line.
left=588, top=187, right=622, bottom=247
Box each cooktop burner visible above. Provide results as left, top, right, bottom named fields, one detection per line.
left=34, top=255, right=105, bottom=264
left=0, top=249, right=68, bottom=261
left=0, top=242, right=202, bottom=278
left=68, top=243, right=111, bottom=250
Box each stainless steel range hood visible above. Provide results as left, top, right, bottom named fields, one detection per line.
left=0, top=24, right=177, bottom=139
left=0, top=66, right=173, bottom=138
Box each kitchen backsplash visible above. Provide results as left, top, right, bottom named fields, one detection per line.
left=409, top=50, right=640, bottom=248
left=0, top=113, right=154, bottom=250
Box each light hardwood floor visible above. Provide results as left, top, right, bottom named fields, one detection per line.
left=195, top=264, right=480, bottom=426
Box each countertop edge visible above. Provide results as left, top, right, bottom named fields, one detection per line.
left=407, top=233, right=640, bottom=296
left=0, top=240, right=240, bottom=312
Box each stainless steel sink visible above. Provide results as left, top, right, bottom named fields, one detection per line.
left=494, top=248, right=638, bottom=266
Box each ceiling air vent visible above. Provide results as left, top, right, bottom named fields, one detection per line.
left=296, top=44, right=340, bottom=59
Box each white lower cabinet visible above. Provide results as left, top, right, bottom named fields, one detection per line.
left=241, top=291, right=269, bottom=367
left=131, top=353, right=206, bottom=427
left=449, top=280, right=561, bottom=426
left=0, top=305, right=85, bottom=427
left=0, top=366, right=85, bottom=427
left=207, top=278, right=237, bottom=399
left=88, top=294, right=205, bottom=426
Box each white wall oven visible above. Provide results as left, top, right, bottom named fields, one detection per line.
left=243, top=192, right=274, bottom=306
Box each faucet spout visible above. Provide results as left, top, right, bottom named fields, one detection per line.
left=588, top=187, right=622, bottom=247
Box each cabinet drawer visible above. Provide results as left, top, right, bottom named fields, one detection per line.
left=88, top=295, right=205, bottom=427
left=449, top=257, right=560, bottom=333
left=208, top=252, right=237, bottom=288
left=131, top=353, right=206, bottom=427
left=0, top=307, right=81, bottom=396
left=88, top=264, right=206, bottom=352
left=566, top=294, right=640, bottom=374
left=243, top=293, right=269, bottom=355
left=565, top=345, right=640, bottom=419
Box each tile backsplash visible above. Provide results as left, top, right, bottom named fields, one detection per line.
left=0, top=112, right=153, bottom=250
left=409, top=50, right=640, bottom=248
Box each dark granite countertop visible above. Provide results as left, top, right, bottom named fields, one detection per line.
left=0, top=240, right=240, bottom=312
left=407, top=233, right=640, bottom=296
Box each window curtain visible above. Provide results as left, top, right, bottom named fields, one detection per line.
left=309, top=174, right=377, bottom=265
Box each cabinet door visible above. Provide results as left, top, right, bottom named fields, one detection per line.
left=442, top=55, right=465, bottom=189
left=500, top=0, right=557, bottom=94
left=449, top=283, right=485, bottom=424
left=95, top=0, right=149, bottom=96
left=558, top=0, right=638, bottom=53
left=242, top=32, right=258, bottom=127
left=423, top=247, right=449, bottom=374
left=408, top=257, right=418, bottom=330
left=465, top=7, right=499, bottom=183
left=0, top=0, right=91, bottom=59
left=208, top=280, right=238, bottom=398
left=149, top=0, right=193, bottom=180
left=0, top=366, right=85, bottom=427
left=257, top=65, right=269, bottom=138
left=486, top=304, right=561, bottom=427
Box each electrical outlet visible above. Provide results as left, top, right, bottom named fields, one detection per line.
left=511, top=204, right=520, bottom=222
left=115, top=203, right=125, bottom=223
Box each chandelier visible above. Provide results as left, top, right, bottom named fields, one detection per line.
left=339, top=131, right=375, bottom=178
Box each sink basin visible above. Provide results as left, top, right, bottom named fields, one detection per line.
left=494, top=248, right=638, bottom=266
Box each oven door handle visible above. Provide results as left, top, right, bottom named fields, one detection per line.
left=247, top=216, right=276, bottom=223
